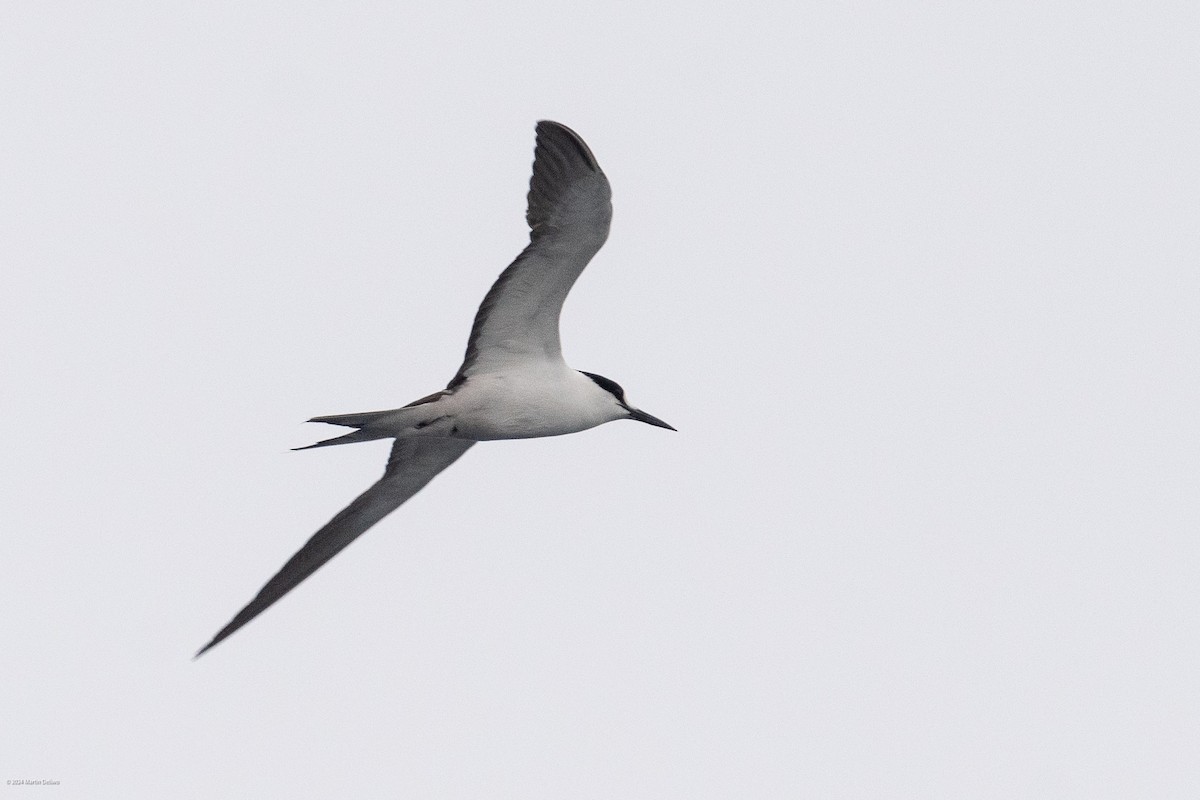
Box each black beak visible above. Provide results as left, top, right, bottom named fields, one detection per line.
left=627, top=408, right=677, bottom=431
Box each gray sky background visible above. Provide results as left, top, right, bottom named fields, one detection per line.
left=2, top=2, right=1197, bottom=797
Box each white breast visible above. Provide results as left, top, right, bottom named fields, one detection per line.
left=446, top=365, right=622, bottom=440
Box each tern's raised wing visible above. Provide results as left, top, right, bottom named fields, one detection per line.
left=449, top=121, right=612, bottom=387
left=196, top=437, right=474, bottom=656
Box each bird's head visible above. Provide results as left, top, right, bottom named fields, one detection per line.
left=580, top=371, right=676, bottom=431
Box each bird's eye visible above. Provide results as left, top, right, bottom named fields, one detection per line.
left=581, top=371, right=626, bottom=402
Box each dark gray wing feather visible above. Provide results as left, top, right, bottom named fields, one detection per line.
left=449, top=121, right=612, bottom=387
left=196, top=437, right=474, bottom=656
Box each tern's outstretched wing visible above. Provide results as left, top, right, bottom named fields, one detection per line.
left=196, top=437, right=475, bottom=656
left=449, top=121, right=612, bottom=387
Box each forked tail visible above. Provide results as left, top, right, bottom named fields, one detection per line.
left=293, top=409, right=398, bottom=450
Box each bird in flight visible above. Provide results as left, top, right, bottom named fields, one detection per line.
left=196, top=121, right=674, bottom=657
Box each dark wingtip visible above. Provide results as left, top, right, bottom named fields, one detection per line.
left=535, top=120, right=601, bottom=172
left=524, top=120, right=610, bottom=237
left=194, top=615, right=244, bottom=659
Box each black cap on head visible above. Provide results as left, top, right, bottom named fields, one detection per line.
left=581, top=371, right=627, bottom=403
left=581, top=371, right=675, bottom=431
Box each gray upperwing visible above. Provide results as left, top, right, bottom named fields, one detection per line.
left=195, top=436, right=475, bottom=657
left=449, top=121, right=612, bottom=387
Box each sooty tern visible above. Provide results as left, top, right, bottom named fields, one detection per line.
left=196, top=121, right=674, bottom=657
